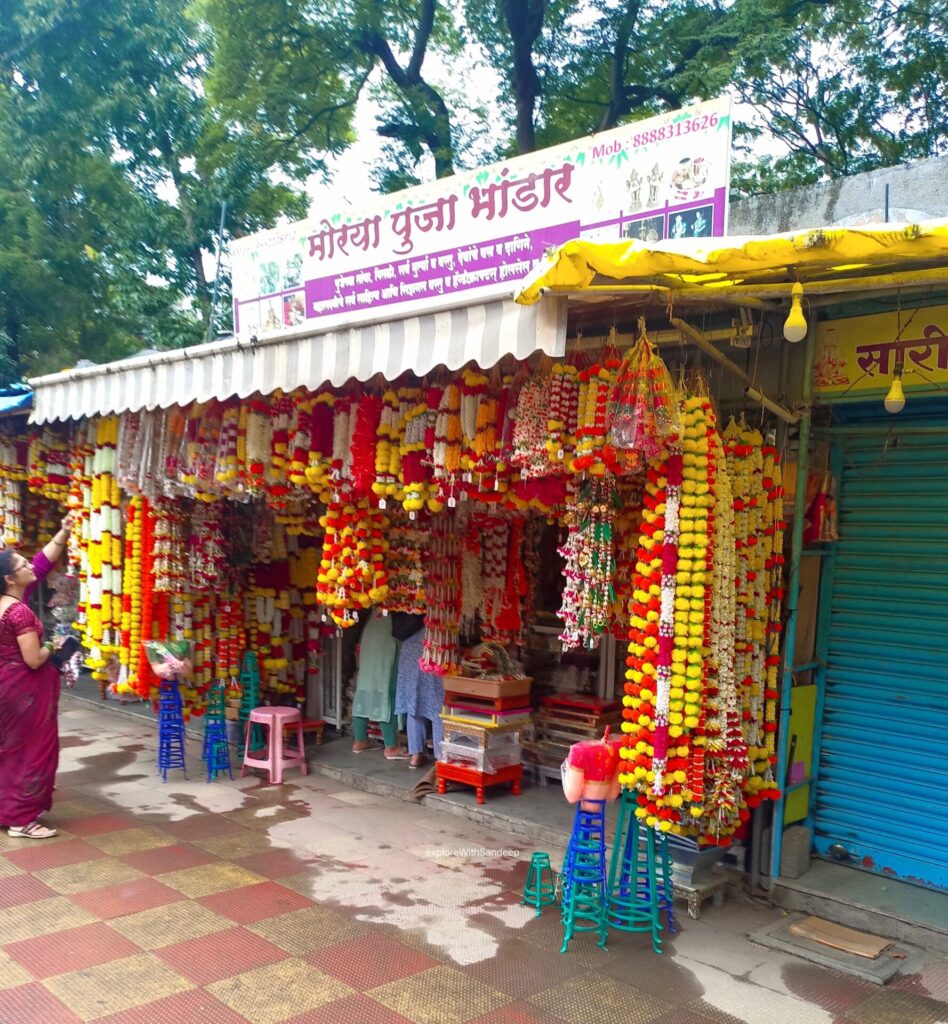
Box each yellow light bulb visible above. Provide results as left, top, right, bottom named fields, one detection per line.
left=783, top=283, right=807, bottom=343
left=884, top=367, right=905, bottom=414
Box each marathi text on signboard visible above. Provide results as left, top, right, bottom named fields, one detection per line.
left=231, top=97, right=732, bottom=339
left=814, top=304, right=948, bottom=399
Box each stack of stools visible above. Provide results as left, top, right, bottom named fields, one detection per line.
left=559, top=798, right=609, bottom=953
left=605, top=790, right=673, bottom=954
left=157, top=679, right=188, bottom=783
left=238, top=652, right=264, bottom=750
left=202, top=683, right=233, bottom=783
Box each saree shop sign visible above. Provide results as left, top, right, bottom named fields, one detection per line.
left=814, top=303, right=948, bottom=399
left=231, top=97, right=732, bottom=338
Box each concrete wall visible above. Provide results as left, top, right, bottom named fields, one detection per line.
left=729, top=156, right=948, bottom=235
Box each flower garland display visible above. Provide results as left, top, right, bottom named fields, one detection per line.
left=373, top=390, right=401, bottom=502
left=421, top=512, right=462, bottom=674
left=399, top=392, right=435, bottom=514
left=557, top=478, right=618, bottom=650
left=432, top=383, right=463, bottom=496
left=350, top=393, right=383, bottom=499
left=610, top=334, right=680, bottom=461
left=28, top=426, right=73, bottom=503
left=0, top=432, right=27, bottom=546
left=546, top=362, right=581, bottom=470
left=382, top=518, right=429, bottom=614
left=511, top=376, right=554, bottom=478
left=571, top=357, right=622, bottom=475
left=316, top=498, right=389, bottom=627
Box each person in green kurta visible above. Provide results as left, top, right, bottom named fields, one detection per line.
left=351, top=610, right=409, bottom=759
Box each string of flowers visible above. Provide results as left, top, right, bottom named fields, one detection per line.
left=316, top=498, right=389, bottom=627
left=421, top=512, right=462, bottom=674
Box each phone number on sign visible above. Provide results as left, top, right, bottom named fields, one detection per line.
left=631, top=113, right=722, bottom=148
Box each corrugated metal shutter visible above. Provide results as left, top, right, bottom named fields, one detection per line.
left=813, top=422, right=948, bottom=891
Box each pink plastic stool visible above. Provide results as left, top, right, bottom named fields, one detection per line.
left=241, top=707, right=308, bottom=784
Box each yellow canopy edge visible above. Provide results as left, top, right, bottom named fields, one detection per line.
left=515, top=221, right=948, bottom=304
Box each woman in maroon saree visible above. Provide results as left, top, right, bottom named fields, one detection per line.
left=0, top=516, right=74, bottom=839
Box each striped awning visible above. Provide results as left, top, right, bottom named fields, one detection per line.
left=28, top=296, right=567, bottom=423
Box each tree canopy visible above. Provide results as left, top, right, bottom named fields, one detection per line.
left=2, top=0, right=946, bottom=376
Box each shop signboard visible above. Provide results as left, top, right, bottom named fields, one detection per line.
left=231, top=97, right=732, bottom=339
left=814, top=303, right=948, bottom=399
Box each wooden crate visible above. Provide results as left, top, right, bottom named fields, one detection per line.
left=442, top=674, right=532, bottom=700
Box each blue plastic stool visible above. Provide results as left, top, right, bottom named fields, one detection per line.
left=157, top=679, right=188, bottom=783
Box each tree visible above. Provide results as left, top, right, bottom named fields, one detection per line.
left=0, top=0, right=311, bottom=376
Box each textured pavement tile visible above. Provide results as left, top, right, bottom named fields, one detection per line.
left=87, top=827, right=179, bottom=856
left=0, top=896, right=97, bottom=944
left=207, top=957, right=353, bottom=1024
left=154, top=927, right=289, bottom=986
left=464, top=937, right=587, bottom=1000
left=370, top=965, right=507, bottom=1024
left=222, top=804, right=311, bottom=831
left=308, top=933, right=439, bottom=991
left=4, top=921, right=141, bottom=980
left=157, top=862, right=267, bottom=898
left=0, top=856, right=23, bottom=879
left=193, top=830, right=278, bottom=860
left=199, top=880, right=314, bottom=924
left=118, top=842, right=219, bottom=875
left=248, top=906, right=368, bottom=954
left=0, top=981, right=82, bottom=1023
left=235, top=848, right=315, bottom=880
left=161, top=814, right=247, bottom=841
left=54, top=814, right=136, bottom=837
left=35, top=857, right=145, bottom=895
left=527, top=973, right=673, bottom=1024
left=0, top=873, right=57, bottom=909
left=893, top=961, right=948, bottom=1004
left=0, top=950, right=32, bottom=992
left=468, top=1003, right=565, bottom=1024
left=3, top=838, right=106, bottom=872
left=44, top=952, right=193, bottom=1020
left=69, top=877, right=185, bottom=919
left=108, top=900, right=232, bottom=949
left=846, top=989, right=948, bottom=1024
left=280, top=993, right=418, bottom=1023
left=94, top=987, right=251, bottom=1024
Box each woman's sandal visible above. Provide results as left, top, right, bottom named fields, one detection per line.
left=409, top=754, right=425, bottom=769
left=384, top=748, right=410, bottom=761
left=8, top=820, right=58, bottom=840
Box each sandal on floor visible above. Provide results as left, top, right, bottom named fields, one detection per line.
left=8, top=820, right=58, bottom=839
left=409, top=754, right=425, bottom=769
left=384, top=749, right=410, bottom=761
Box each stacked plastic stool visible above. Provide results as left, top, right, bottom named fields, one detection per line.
left=241, top=706, right=308, bottom=784
left=202, top=683, right=233, bottom=782
left=559, top=799, right=608, bottom=953
left=238, top=652, right=264, bottom=750
left=157, top=679, right=188, bottom=783
left=521, top=852, right=557, bottom=916
left=605, top=790, right=668, bottom=954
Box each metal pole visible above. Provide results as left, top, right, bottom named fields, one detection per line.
left=766, top=319, right=816, bottom=891
left=206, top=200, right=228, bottom=342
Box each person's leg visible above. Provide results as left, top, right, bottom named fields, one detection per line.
left=382, top=661, right=407, bottom=758
left=352, top=716, right=374, bottom=752
left=430, top=713, right=444, bottom=761
left=406, top=715, right=426, bottom=756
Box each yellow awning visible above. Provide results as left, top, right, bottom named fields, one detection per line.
left=515, top=221, right=948, bottom=306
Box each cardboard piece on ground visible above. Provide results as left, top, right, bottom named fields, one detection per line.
left=788, top=916, right=893, bottom=959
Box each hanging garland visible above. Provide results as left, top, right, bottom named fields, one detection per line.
left=421, top=512, right=462, bottom=674
left=316, top=498, right=389, bottom=627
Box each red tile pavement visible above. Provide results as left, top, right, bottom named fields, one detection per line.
left=95, top=988, right=251, bottom=1024
left=198, top=880, right=313, bottom=924
left=279, top=993, right=417, bottom=1024
left=153, top=926, right=289, bottom=985
left=2, top=921, right=142, bottom=980
left=55, top=814, right=136, bottom=837
left=0, top=981, right=83, bottom=1023
left=161, top=815, right=246, bottom=841
left=3, top=838, right=106, bottom=872
left=69, top=876, right=185, bottom=919
left=892, top=960, right=948, bottom=1003
left=118, top=842, right=218, bottom=875
left=235, top=848, right=314, bottom=879
left=308, top=933, right=440, bottom=991
left=0, top=873, right=57, bottom=909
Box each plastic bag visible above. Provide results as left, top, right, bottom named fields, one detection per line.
left=143, top=639, right=194, bottom=681
left=609, top=335, right=680, bottom=457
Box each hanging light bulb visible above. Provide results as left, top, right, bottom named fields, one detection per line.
left=783, top=283, right=807, bottom=343
left=884, top=360, right=906, bottom=414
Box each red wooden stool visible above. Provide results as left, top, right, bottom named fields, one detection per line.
left=284, top=718, right=326, bottom=746
left=436, top=761, right=523, bottom=804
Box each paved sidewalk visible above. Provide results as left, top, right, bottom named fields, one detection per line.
left=0, top=696, right=945, bottom=1024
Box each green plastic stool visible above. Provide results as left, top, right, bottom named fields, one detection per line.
left=605, top=791, right=664, bottom=954
left=521, top=852, right=557, bottom=916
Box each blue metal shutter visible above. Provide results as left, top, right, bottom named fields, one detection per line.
left=813, top=423, right=948, bottom=891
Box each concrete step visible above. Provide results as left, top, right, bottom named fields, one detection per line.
left=771, top=860, right=948, bottom=954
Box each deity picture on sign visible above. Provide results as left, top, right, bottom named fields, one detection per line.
left=813, top=345, right=850, bottom=388
left=258, top=261, right=281, bottom=296
left=283, top=292, right=305, bottom=327
left=626, top=169, right=643, bottom=212
left=284, top=253, right=303, bottom=289
left=669, top=156, right=711, bottom=202
left=623, top=215, right=665, bottom=243
left=648, top=164, right=663, bottom=206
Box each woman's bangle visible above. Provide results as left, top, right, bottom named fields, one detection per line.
left=42, top=640, right=54, bottom=652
